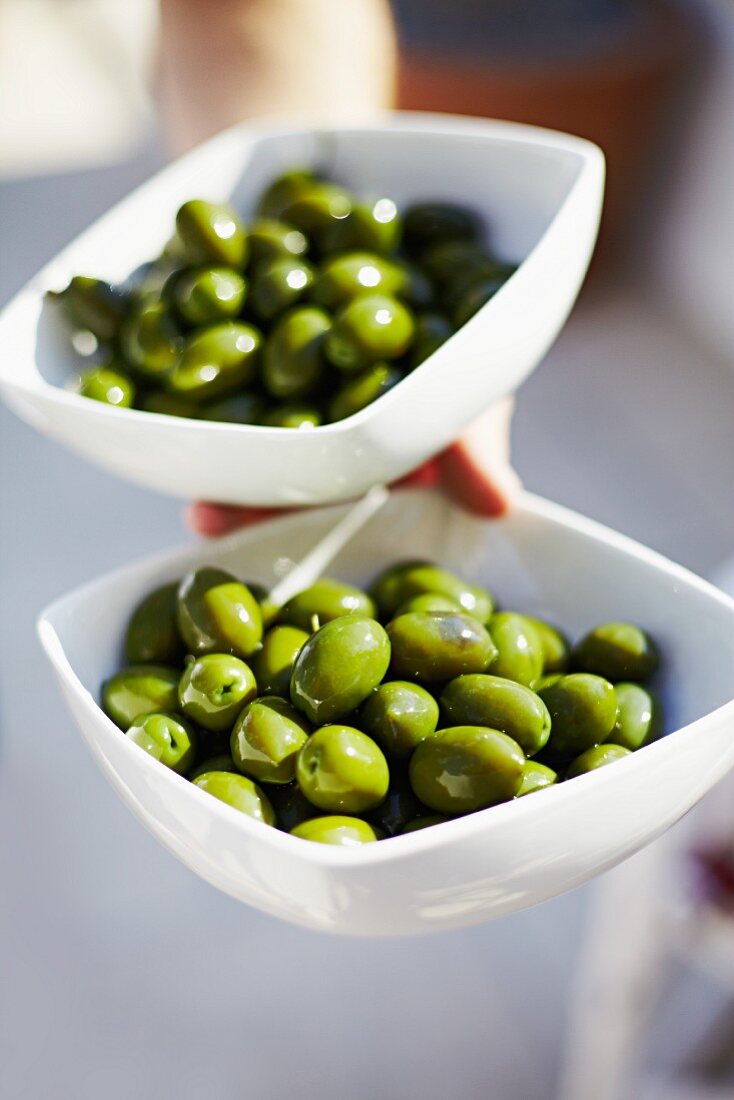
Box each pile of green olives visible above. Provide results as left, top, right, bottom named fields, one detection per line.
left=102, top=559, right=662, bottom=846
left=50, top=170, right=516, bottom=426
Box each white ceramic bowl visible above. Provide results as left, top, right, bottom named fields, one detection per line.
left=38, top=488, right=734, bottom=936
left=0, top=113, right=603, bottom=506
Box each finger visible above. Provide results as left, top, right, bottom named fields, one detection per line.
left=436, top=397, right=521, bottom=517
left=185, top=501, right=291, bottom=537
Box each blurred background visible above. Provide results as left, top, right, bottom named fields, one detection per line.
left=2, top=1, right=734, bottom=1098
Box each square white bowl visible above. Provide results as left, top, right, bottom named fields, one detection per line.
left=38, top=488, right=734, bottom=936
left=0, top=112, right=603, bottom=506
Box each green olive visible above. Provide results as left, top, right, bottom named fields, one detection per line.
left=521, top=616, right=570, bottom=675
left=410, top=312, right=453, bottom=366
left=566, top=743, right=632, bottom=778
left=199, top=392, right=265, bottom=424
left=178, top=653, right=257, bottom=731
left=260, top=405, right=322, bottom=429
left=278, top=578, right=376, bottom=631
left=248, top=218, right=308, bottom=265
left=359, top=681, right=439, bottom=759
left=262, top=306, right=329, bottom=400
left=281, top=183, right=353, bottom=252
left=539, top=673, right=618, bottom=758
left=249, top=258, right=315, bottom=322
left=140, top=391, right=199, bottom=418
left=120, top=299, right=182, bottom=380
left=403, top=202, right=482, bottom=255
left=311, top=252, right=430, bottom=311
left=516, top=760, right=558, bottom=797
left=452, top=277, right=506, bottom=327
left=328, top=363, right=402, bottom=422
left=439, top=674, right=551, bottom=757
left=177, top=567, right=263, bottom=658
left=296, top=724, right=389, bottom=813
left=325, top=294, right=415, bottom=372
left=401, top=815, right=451, bottom=833
left=394, top=593, right=464, bottom=616
left=409, top=726, right=525, bottom=813
left=318, top=197, right=401, bottom=255
left=125, top=711, right=197, bottom=774
left=489, top=612, right=544, bottom=686
left=572, top=622, right=659, bottom=682
left=368, top=772, right=424, bottom=836
left=268, top=784, right=317, bottom=832
left=249, top=625, right=309, bottom=696
left=290, top=615, right=391, bottom=724
left=290, top=815, right=380, bottom=845
left=172, top=266, right=247, bottom=326
left=175, top=199, right=248, bottom=269
left=102, top=665, right=180, bottom=729
left=231, top=695, right=310, bottom=784
left=256, top=169, right=318, bottom=221
left=193, top=770, right=276, bottom=825
left=387, top=611, right=497, bottom=683
left=77, top=366, right=135, bottom=408
left=610, top=683, right=662, bottom=751
left=167, top=322, right=261, bottom=402
left=49, top=276, right=128, bottom=341
left=124, top=581, right=183, bottom=665
left=420, top=241, right=513, bottom=289
left=188, top=753, right=238, bottom=781
left=372, top=562, right=494, bottom=624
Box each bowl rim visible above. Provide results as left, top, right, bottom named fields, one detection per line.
left=0, top=110, right=604, bottom=435
left=37, top=488, right=734, bottom=869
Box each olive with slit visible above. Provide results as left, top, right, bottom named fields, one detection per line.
left=573, top=622, right=659, bottom=682
left=102, top=664, right=180, bottom=729
left=125, top=711, right=197, bottom=774
left=177, top=567, right=263, bottom=658
left=248, top=217, right=308, bottom=265
left=566, top=743, right=632, bottom=778
left=610, top=682, right=661, bottom=751
left=409, top=726, right=525, bottom=813
left=231, top=695, right=310, bottom=784
left=387, top=611, right=497, bottom=683
left=250, top=624, right=309, bottom=696
left=311, top=252, right=430, bottom=311
left=249, top=257, right=315, bottom=321
left=121, top=299, right=182, bottom=379
left=516, top=760, right=558, bottom=796
left=489, top=612, right=544, bottom=686
left=193, top=770, right=276, bottom=825
left=189, top=753, right=238, bottom=781
left=125, top=581, right=183, bottom=665
left=175, top=199, right=248, bottom=269
left=278, top=578, right=376, bottom=632
left=325, top=294, right=414, bottom=372
left=262, top=306, right=329, bottom=399
left=49, top=276, right=128, bottom=341
left=319, top=197, right=401, bottom=255
left=439, top=674, right=551, bottom=757
left=290, top=816, right=380, bottom=845
left=359, top=680, right=439, bottom=758
left=199, top=392, right=265, bottom=424
left=296, top=724, right=389, bottom=813
left=178, top=653, right=257, bottom=731
left=167, top=321, right=261, bottom=402
left=411, top=312, right=453, bottom=366
left=371, top=562, right=494, bottom=624
left=261, top=405, right=322, bottom=429
left=539, top=673, right=618, bottom=757
left=328, top=363, right=401, bottom=422
left=521, top=616, right=570, bottom=675
left=402, top=201, right=482, bottom=255
left=290, top=615, right=391, bottom=725
left=171, top=266, right=247, bottom=326
left=77, top=366, right=135, bottom=408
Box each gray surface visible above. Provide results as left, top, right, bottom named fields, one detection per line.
left=2, top=151, right=734, bottom=1100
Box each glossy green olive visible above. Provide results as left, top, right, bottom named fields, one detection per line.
left=199, top=392, right=265, bottom=424
left=49, top=276, right=128, bottom=341
left=489, top=612, right=544, bottom=686
left=439, top=674, right=551, bottom=757
left=610, top=683, right=662, bottom=751
left=401, top=814, right=451, bottom=833
left=278, top=578, right=376, bottom=632
left=175, top=199, right=248, bottom=268
left=249, top=258, right=315, bottom=321
left=172, top=266, right=246, bottom=326
left=311, top=252, right=430, bottom=311
left=535, top=673, right=563, bottom=692
left=290, top=615, right=391, bottom=724
left=402, top=202, right=482, bottom=255
left=319, top=197, right=401, bottom=255
left=231, top=695, right=310, bottom=784
left=167, top=322, right=261, bottom=402
left=371, top=562, right=494, bottom=623
left=290, top=815, right=380, bottom=846
left=395, top=593, right=464, bottom=616
left=248, top=218, right=308, bottom=265
left=77, top=366, right=135, bottom=408
left=387, top=611, right=497, bottom=684
left=121, top=299, right=182, bottom=379
left=521, top=616, right=570, bottom=675
left=325, top=294, right=414, bottom=372
left=566, top=743, right=632, bottom=778
left=102, top=664, right=180, bottom=729
left=260, top=405, right=322, bottom=429
left=328, top=363, right=401, bottom=422
left=281, top=183, right=353, bottom=251
left=140, top=391, right=199, bottom=418
left=256, top=169, right=317, bottom=220
left=177, top=567, right=263, bottom=658
left=125, top=711, right=197, bottom=774
left=539, top=673, right=618, bottom=757
left=268, top=784, right=317, bottom=832
left=249, top=625, right=309, bottom=696
left=369, top=773, right=424, bottom=836
left=359, top=681, right=439, bottom=758
left=178, top=653, right=257, bottom=731
left=452, top=277, right=507, bottom=327
left=572, top=622, right=659, bottom=682
left=193, top=770, right=275, bottom=825
left=409, top=726, right=525, bottom=813
left=516, top=760, right=557, bottom=797
left=296, top=725, right=389, bottom=813
left=411, top=312, right=453, bottom=366
left=124, top=581, right=183, bottom=664
left=188, top=753, right=238, bottom=781
left=262, top=306, right=329, bottom=399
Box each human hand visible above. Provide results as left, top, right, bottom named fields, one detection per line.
left=186, top=397, right=520, bottom=536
